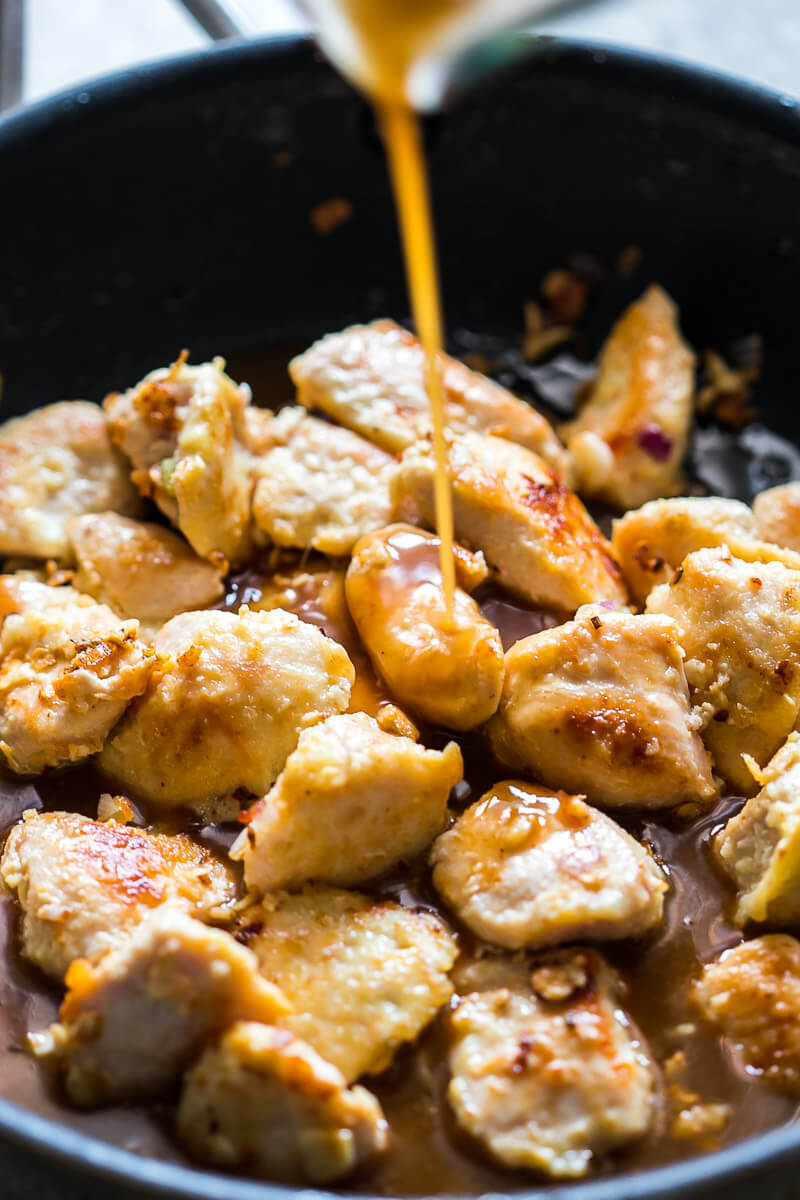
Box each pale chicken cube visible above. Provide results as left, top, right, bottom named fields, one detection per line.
left=647, top=547, right=800, bottom=793
left=98, top=608, right=354, bottom=821
left=447, top=950, right=656, bottom=1178
left=177, top=1023, right=388, bottom=1182
left=33, top=910, right=289, bottom=1106
left=486, top=606, right=716, bottom=809
left=252, top=407, right=395, bottom=556
left=562, top=285, right=695, bottom=510
left=753, top=482, right=800, bottom=552
left=0, top=401, right=143, bottom=563
left=236, top=886, right=457, bottom=1082
left=0, top=809, right=237, bottom=982
left=232, top=713, right=462, bottom=892
left=0, top=579, right=155, bottom=775
left=391, top=433, right=626, bottom=611
left=289, top=318, right=570, bottom=476
left=431, top=781, right=667, bottom=950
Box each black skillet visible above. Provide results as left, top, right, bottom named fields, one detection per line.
left=2, top=31, right=800, bottom=1200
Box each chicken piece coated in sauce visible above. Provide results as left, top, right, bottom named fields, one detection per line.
left=98, top=607, right=354, bottom=822
left=177, top=1022, right=389, bottom=1183
left=447, top=949, right=657, bottom=1178
left=430, top=781, right=667, bottom=950
left=232, top=713, right=462, bottom=892
left=0, top=578, right=155, bottom=775
left=562, top=285, right=695, bottom=510
left=392, top=433, right=626, bottom=611
left=289, top=318, right=571, bottom=477
left=236, top=886, right=457, bottom=1082
left=32, top=910, right=289, bottom=1107
left=753, top=482, right=800, bottom=553
left=0, top=401, right=143, bottom=563
left=344, top=525, right=504, bottom=729
left=486, top=605, right=716, bottom=809
left=647, top=547, right=800, bottom=794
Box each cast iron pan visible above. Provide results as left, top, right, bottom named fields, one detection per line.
left=1, top=31, right=800, bottom=1200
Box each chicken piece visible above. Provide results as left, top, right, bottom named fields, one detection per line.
left=0, top=401, right=143, bottom=563
left=98, top=608, right=354, bottom=822
left=68, top=512, right=224, bottom=636
left=392, top=433, right=626, bottom=611
left=694, top=934, right=800, bottom=1094
left=290, top=318, right=570, bottom=477
left=32, top=910, right=290, bottom=1106
left=486, top=606, right=716, bottom=809
left=562, top=285, right=695, bottom=510
left=431, top=781, right=667, bottom=950
left=753, top=483, right=800, bottom=552
left=344, top=525, right=504, bottom=729
left=232, top=713, right=462, bottom=892
left=237, top=886, right=457, bottom=1082
left=647, top=547, right=800, bottom=793
left=104, top=356, right=261, bottom=565
left=447, top=949, right=656, bottom=1178
left=0, top=579, right=155, bottom=775
left=177, top=1023, right=388, bottom=1182
left=252, top=407, right=395, bottom=556
left=0, top=809, right=238, bottom=982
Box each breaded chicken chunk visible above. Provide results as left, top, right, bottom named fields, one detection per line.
left=68, top=512, right=224, bottom=635
left=98, top=608, right=354, bottom=821
left=345, top=526, right=504, bottom=729
left=237, top=887, right=457, bottom=1082
left=647, top=547, right=800, bottom=793
left=563, top=286, right=695, bottom=510
left=232, top=713, right=462, bottom=892
left=447, top=950, right=656, bottom=1178
left=486, top=606, right=716, bottom=809
left=290, top=318, right=570, bottom=477
left=0, top=401, right=142, bottom=563
left=392, top=433, right=626, bottom=611
left=694, top=934, right=800, bottom=1094
left=0, top=579, right=155, bottom=775
left=1, top=809, right=237, bottom=981
left=177, top=1023, right=388, bottom=1182
left=252, top=407, right=395, bottom=556
left=753, top=483, right=800, bottom=552
left=33, top=910, right=290, bottom=1106
left=431, top=781, right=667, bottom=950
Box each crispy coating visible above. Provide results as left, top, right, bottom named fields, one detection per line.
left=563, top=286, right=695, bottom=510
left=231, top=713, right=462, bottom=892
left=177, top=1023, right=388, bottom=1182
left=487, top=606, right=716, bottom=809
left=98, top=608, right=354, bottom=821
left=0, top=809, right=238, bottom=981
left=431, top=781, right=667, bottom=950
left=0, top=401, right=142, bottom=563
left=236, top=887, right=457, bottom=1082
left=753, top=483, right=800, bottom=552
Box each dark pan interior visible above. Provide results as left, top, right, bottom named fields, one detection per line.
left=3, top=31, right=800, bottom=1200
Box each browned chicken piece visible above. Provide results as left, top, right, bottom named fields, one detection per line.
left=98, top=608, right=354, bottom=822
left=486, top=605, right=716, bottom=809
left=647, top=547, right=800, bottom=794
left=0, top=809, right=237, bottom=982
left=431, top=781, right=667, bottom=950
left=344, top=525, right=504, bottom=729
left=447, top=949, right=657, bottom=1178
left=0, top=579, right=155, bottom=775
left=753, top=483, right=800, bottom=552
left=32, top=910, right=290, bottom=1107
left=0, top=401, right=143, bottom=563
left=231, top=713, right=462, bottom=892
left=252, top=407, right=395, bottom=556
left=236, top=886, right=457, bottom=1082
left=391, top=433, right=626, bottom=611
left=694, top=934, right=800, bottom=1094
left=68, top=512, right=224, bottom=636
left=177, top=1023, right=389, bottom=1182
left=289, top=318, right=571, bottom=477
